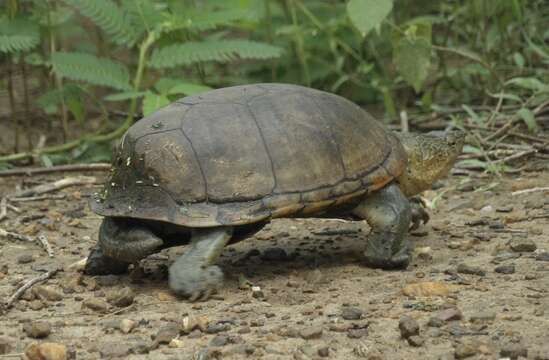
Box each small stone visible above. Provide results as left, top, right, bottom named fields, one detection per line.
left=427, top=317, right=445, bottom=328
left=250, top=318, right=265, bottom=327
left=398, top=315, right=419, bottom=339
left=24, top=321, right=51, bottom=339
left=17, top=254, right=34, bottom=264
left=107, top=287, right=135, bottom=307
left=416, top=246, right=433, bottom=261
left=407, top=335, right=424, bottom=347
left=25, top=342, right=67, bottom=360
left=238, top=326, right=251, bottom=334
left=210, top=335, right=229, bottom=347
left=168, top=338, right=184, bottom=348
left=181, top=315, right=208, bottom=333
left=317, top=346, right=329, bottom=357
left=0, top=337, right=12, bottom=354
left=457, top=263, right=486, bottom=276
left=347, top=327, right=369, bottom=339
left=82, top=298, right=108, bottom=313
left=119, top=319, right=137, bottom=334
left=536, top=251, right=549, bottom=262
left=33, top=285, right=63, bottom=302
left=341, top=307, right=363, bottom=320
left=152, top=324, right=179, bottom=349
left=157, top=291, right=177, bottom=301
left=454, top=341, right=478, bottom=359
left=28, top=300, right=45, bottom=311
left=492, top=251, right=521, bottom=263
left=433, top=308, right=462, bottom=322
left=251, top=286, right=264, bottom=299
left=500, top=343, right=528, bottom=359
left=495, top=264, right=516, bottom=274
left=299, top=326, right=323, bottom=340
left=99, top=342, right=132, bottom=358
left=469, top=311, right=496, bottom=323
left=510, top=238, right=537, bottom=252
left=206, top=322, right=231, bottom=334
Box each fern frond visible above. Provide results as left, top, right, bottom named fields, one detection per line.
left=0, top=18, right=40, bottom=53
left=51, top=52, right=132, bottom=91
left=150, top=40, right=283, bottom=68
left=63, top=0, right=138, bottom=45
left=120, top=0, right=164, bottom=36
left=167, top=9, right=254, bottom=32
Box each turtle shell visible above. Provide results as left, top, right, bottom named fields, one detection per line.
left=91, top=84, right=407, bottom=227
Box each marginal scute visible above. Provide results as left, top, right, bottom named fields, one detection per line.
left=91, top=83, right=407, bottom=227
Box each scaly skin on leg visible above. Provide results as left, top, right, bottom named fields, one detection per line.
left=352, top=183, right=412, bottom=269
left=84, top=217, right=164, bottom=275
left=169, top=227, right=233, bottom=301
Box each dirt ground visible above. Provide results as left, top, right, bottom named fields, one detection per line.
left=0, top=169, right=548, bottom=360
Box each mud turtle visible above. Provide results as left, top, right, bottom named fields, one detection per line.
left=85, top=83, right=464, bottom=300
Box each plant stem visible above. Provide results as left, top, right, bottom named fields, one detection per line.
left=287, top=0, right=310, bottom=86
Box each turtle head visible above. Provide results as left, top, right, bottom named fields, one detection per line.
left=395, top=130, right=465, bottom=197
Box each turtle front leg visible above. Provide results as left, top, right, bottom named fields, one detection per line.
left=352, top=183, right=412, bottom=269
left=169, top=227, right=233, bottom=301
left=410, top=197, right=429, bottom=231
left=84, top=217, right=164, bottom=275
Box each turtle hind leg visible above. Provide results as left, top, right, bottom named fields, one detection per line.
left=352, top=183, right=412, bottom=269
left=84, top=246, right=130, bottom=275
left=169, top=227, right=233, bottom=301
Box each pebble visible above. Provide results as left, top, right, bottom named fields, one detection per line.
left=82, top=298, right=108, bottom=313
left=407, top=335, right=424, bottom=347
left=206, top=322, right=231, bottom=334
left=317, top=346, right=330, bottom=357
left=152, top=324, right=179, bottom=349
left=25, top=342, right=67, bottom=360
left=510, top=238, right=537, bottom=253
left=251, top=286, right=265, bottom=299
left=168, top=338, right=184, bottom=348
left=24, top=321, right=52, bottom=339
left=427, top=317, right=445, bottom=328
left=398, top=315, right=419, bottom=339
left=0, top=337, right=12, bottom=354
left=119, top=319, right=137, bottom=334
left=99, top=342, right=132, bottom=358
left=107, top=287, right=135, bottom=307
left=454, top=340, right=478, bottom=359
left=457, top=263, right=486, bottom=276
left=341, top=306, right=363, bottom=320
left=469, top=311, right=496, bottom=323
left=17, top=254, right=34, bottom=264
left=500, top=343, right=528, bottom=359
left=434, top=308, right=463, bottom=322
left=33, top=286, right=63, bottom=302
left=181, top=315, right=208, bottom=334
left=299, top=326, right=323, bottom=340
left=495, top=264, right=516, bottom=274
left=536, top=251, right=549, bottom=262
left=492, top=252, right=521, bottom=264
left=210, top=335, right=229, bottom=347
left=402, top=282, right=455, bottom=297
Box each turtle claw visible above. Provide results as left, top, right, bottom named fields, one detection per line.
left=410, top=197, right=430, bottom=230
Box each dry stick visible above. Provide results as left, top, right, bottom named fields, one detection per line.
left=0, top=228, right=34, bottom=242
left=11, top=194, right=66, bottom=202
left=37, top=235, right=54, bottom=258
left=492, top=149, right=537, bottom=164
left=485, top=99, right=549, bottom=142
left=0, top=163, right=111, bottom=177
left=0, top=198, right=7, bottom=222
left=4, top=268, right=60, bottom=309
left=11, top=176, right=98, bottom=198
left=512, top=187, right=549, bottom=196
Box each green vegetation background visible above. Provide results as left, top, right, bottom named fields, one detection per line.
left=1, top=0, right=548, bottom=166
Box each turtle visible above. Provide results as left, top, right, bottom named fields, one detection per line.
left=84, top=83, right=464, bottom=300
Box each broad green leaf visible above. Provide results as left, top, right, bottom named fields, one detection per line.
left=142, top=91, right=170, bottom=116
left=456, top=159, right=487, bottom=169
left=506, top=77, right=549, bottom=92
left=347, top=0, right=393, bottom=37
left=104, top=91, right=146, bottom=101
left=487, top=92, right=522, bottom=102
left=394, top=37, right=431, bottom=92
left=517, top=107, right=538, bottom=132
left=167, top=83, right=212, bottom=96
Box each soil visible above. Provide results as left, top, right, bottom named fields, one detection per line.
left=0, top=169, right=548, bottom=359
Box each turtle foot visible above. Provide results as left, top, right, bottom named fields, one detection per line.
left=363, top=230, right=411, bottom=270
left=84, top=246, right=129, bottom=275
left=410, top=197, right=430, bottom=231
left=169, top=264, right=223, bottom=301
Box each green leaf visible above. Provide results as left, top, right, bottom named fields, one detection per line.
left=347, top=0, right=393, bottom=37
left=167, top=83, right=212, bottom=96
left=506, top=77, right=549, bottom=93
left=0, top=18, right=40, bottom=53
left=51, top=52, right=132, bottom=91
left=142, top=91, right=170, bottom=116
left=63, top=0, right=138, bottom=45
left=150, top=40, right=283, bottom=68
left=167, top=8, right=254, bottom=32
left=517, top=108, right=538, bottom=132
left=104, top=91, right=146, bottom=101
left=394, top=37, right=431, bottom=92
left=487, top=92, right=522, bottom=103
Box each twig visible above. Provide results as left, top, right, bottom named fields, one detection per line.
left=10, top=194, right=67, bottom=202
left=0, top=354, right=25, bottom=358
left=11, top=176, right=98, bottom=198
left=0, top=228, right=34, bottom=242
left=0, top=198, right=6, bottom=222
left=4, top=268, right=60, bottom=309
left=37, top=235, right=54, bottom=258
left=512, top=187, right=549, bottom=196
left=0, top=163, right=111, bottom=177
left=492, top=149, right=537, bottom=164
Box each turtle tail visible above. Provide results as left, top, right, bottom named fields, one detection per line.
left=98, top=217, right=164, bottom=263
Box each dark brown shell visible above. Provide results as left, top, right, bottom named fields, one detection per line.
left=91, top=84, right=407, bottom=227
